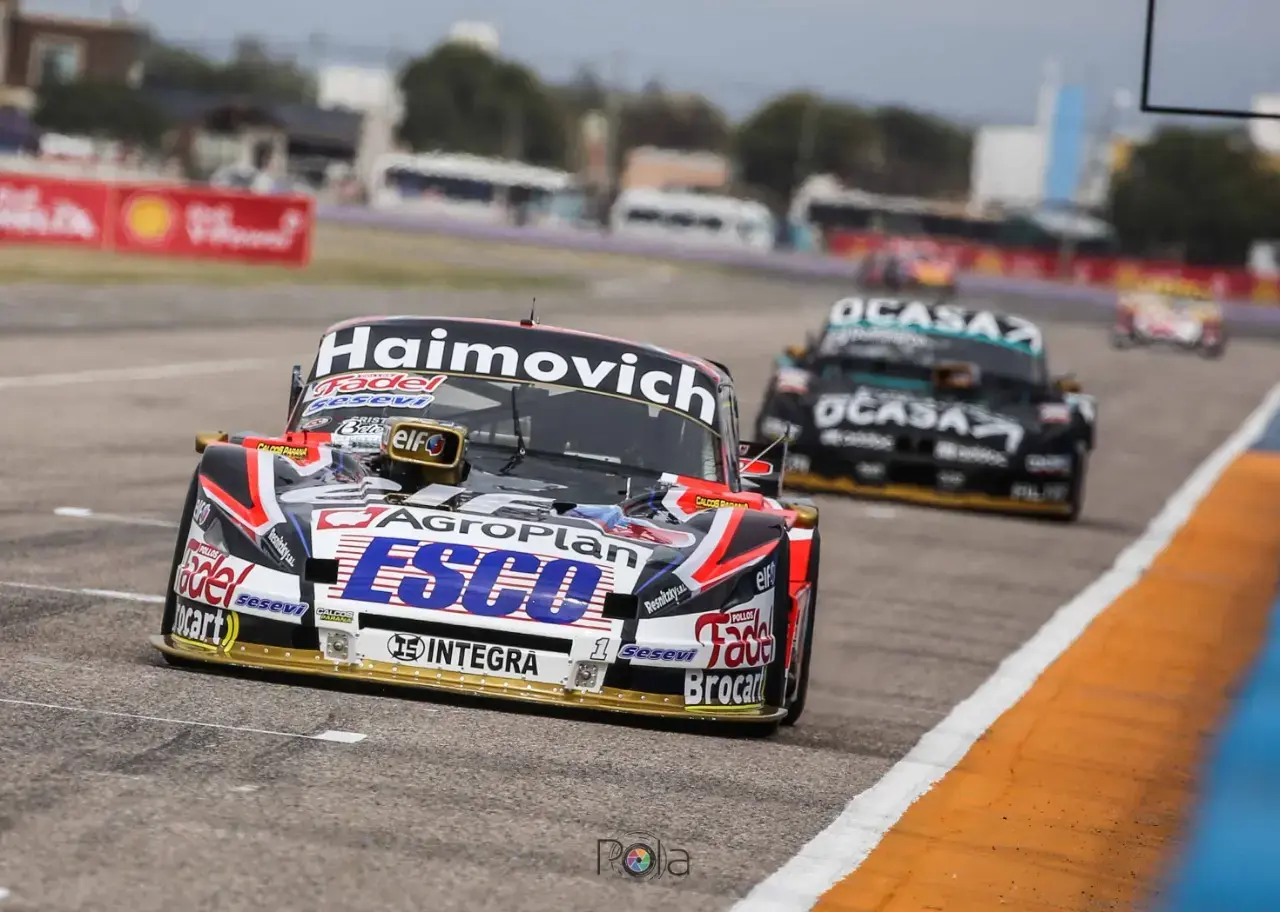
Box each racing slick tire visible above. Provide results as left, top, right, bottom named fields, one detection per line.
left=1199, top=341, right=1226, bottom=359
left=782, top=529, right=820, bottom=727
left=158, top=469, right=201, bottom=668
left=1110, top=330, right=1134, bottom=350
left=1047, top=442, right=1089, bottom=524
left=749, top=528, right=794, bottom=737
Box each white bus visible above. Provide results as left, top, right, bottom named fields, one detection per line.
left=609, top=189, right=776, bottom=250
left=367, top=151, right=584, bottom=224
left=787, top=175, right=999, bottom=246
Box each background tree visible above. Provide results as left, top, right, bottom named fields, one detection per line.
left=397, top=42, right=568, bottom=167
left=616, top=80, right=731, bottom=156
left=34, top=82, right=168, bottom=149
left=143, top=35, right=316, bottom=103
left=866, top=106, right=972, bottom=198
left=1108, top=127, right=1280, bottom=266
left=734, top=91, right=878, bottom=203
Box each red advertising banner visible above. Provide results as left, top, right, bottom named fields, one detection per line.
left=826, top=230, right=1280, bottom=305
left=0, top=172, right=111, bottom=248
left=112, top=184, right=313, bottom=266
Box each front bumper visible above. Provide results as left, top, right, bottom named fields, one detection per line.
left=149, top=635, right=788, bottom=724
left=784, top=448, right=1074, bottom=516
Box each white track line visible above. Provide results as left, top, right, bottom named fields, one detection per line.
left=733, top=380, right=1280, bottom=912
left=0, top=358, right=273, bottom=390
left=0, top=887, right=9, bottom=902
left=0, top=697, right=366, bottom=743
left=54, top=507, right=178, bottom=528
left=0, top=580, right=164, bottom=604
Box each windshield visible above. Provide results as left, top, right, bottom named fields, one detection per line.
left=290, top=371, right=723, bottom=482
left=812, top=329, right=1047, bottom=402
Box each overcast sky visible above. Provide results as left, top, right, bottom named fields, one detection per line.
left=30, top=0, right=1280, bottom=126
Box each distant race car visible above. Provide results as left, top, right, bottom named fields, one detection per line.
left=754, top=296, right=1097, bottom=521
left=1111, top=279, right=1226, bottom=358
left=855, top=239, right=958, bottom=295
left=154, top=316, right=822, bottom=734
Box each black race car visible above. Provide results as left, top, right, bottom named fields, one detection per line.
left=755, top=296, right=1097, bottom=521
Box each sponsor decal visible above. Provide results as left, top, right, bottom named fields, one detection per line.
left=684, top=668, right=765, bottom=707
left=1012, top=482, right=1070, bottom=503
left=1038, top=403, right=1071, bottom=424
left=618, top=643, right=698, bottom=662
left=826, top=297, right=1043, bottom=353
left=341, top=536, right=604, bottom=625
left=814, top=389, right=1025, bottom=453
left=934, top=440, right=1009, bottom=467
left=258, top=442, right=310, bottom=459
left=820, top=326, right=934, bottom=351
left=192, top=497, right=211, bottom=527
left=307, top=372, right=446, bottom=400
left=642, top=581, right=689, bottom=615
left=302, top=393, right=436, bottom=417
left=316, top=505, right=392, bottom=530
left=855, top=461, right=886, bottom=481
left=172, top=603, right=238, bottom=650
left=818, top=428, right=896, bottom=450
left=333, top=418, right=387, bottom=437
left=263, top=528, right=296, bottom=568
left=233, top=592, right=308, bottom=619
left=1025, top=454, right=1073, bottom=474
left=300, top=417, right=331, bottom=430
left=386, top=632, right=540, bottom=676
left=694, top=607, right=773, bottom=669
left=176, top=539, right=253, bottom=609
left=753, top=558, right=777, bottom=596
left=937, top=470, right=965, bottom=490
left=368, top=507, right=643, bottom=568
left=313, top=325, right=719, bottom=427
left=317, top=608, right=355, bottom=624
left=693, top=495, right=749, bottom=510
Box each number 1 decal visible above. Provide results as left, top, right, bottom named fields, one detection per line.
left=590, top=637, right=609, bottom=660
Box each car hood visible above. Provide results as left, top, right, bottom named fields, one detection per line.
left=196, top=439, right=787, bottom=624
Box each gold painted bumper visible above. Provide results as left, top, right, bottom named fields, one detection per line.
left=149, top=636, right=787, bottom=724
left=784, top=472, right=1072, bottom=515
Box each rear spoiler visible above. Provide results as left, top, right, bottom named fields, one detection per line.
left=738, top=438, right=788, bottom=498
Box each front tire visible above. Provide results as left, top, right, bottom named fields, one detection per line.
left=159, top=469, right=201, bottom=666
left=1049, top=442, right=1089, bottom=523
left=782, top=529, right=820, bottom=727
left=755, top=529, right=793, bottom=736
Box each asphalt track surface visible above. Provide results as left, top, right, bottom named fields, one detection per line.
left=1, top=261, right=1278, bottom=912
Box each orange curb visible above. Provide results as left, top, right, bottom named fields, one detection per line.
left=815, top=451, right=1280, bottom=912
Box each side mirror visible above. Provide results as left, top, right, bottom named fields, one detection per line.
left=288, top=364, right=304, bottom=418
left=1054, top=374, right=1082, bottom=394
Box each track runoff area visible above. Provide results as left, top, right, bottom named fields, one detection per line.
left=0, top=269, right=1279, bottom=912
